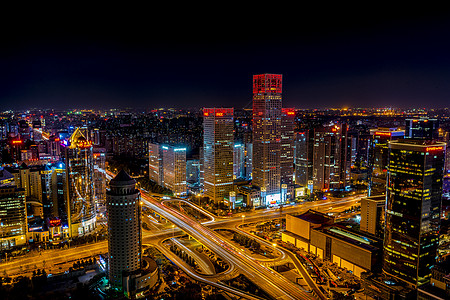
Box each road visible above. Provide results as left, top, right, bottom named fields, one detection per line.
left=141, top=191, right=315, bottom=300
left=0, top=194, right=361, bottom=272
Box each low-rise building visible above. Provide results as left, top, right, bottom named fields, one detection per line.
left=282, top=210, right=382, bottom=277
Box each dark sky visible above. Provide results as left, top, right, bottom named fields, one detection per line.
left=2, top=7, right=450, bottom=110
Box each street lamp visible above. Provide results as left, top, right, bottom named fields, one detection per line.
left=272, top=243, right=278, bottom=255
left=241, top=215, right=245, bottom=225
left=172, top=224, right=175, bottom=237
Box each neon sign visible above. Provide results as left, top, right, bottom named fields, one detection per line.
left=374, top=132, right=392, bottom=137
left=426, top=146, right=443, bottom=152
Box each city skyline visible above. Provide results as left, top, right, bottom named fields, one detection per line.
left=2, top=7, right=450, bottom=300
left=2, top=9, right=450, bottom=110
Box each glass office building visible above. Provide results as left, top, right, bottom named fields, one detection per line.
left=383, top=139, right=446, bottom=287
left=368, top=128, right=405, bottom=196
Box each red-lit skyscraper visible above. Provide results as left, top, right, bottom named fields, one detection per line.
left=252, top=74, right=282, bottom=205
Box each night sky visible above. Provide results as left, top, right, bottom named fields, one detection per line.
left=2, top=8, right=450, bottom=110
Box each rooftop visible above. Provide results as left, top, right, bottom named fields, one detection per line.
left=295, top=209, right=334, bottom=225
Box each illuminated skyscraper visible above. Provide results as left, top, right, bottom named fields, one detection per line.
left=203, top=108, right=234, bottom=204
left=62, top=128, right=96, bottom=237
left=368, top=128, right=404, bottom=196
left=233, top=143, right=245, bottom=179
left=106, top=170, right=142, bottom=294
left=252, top=74, right=282, bottom=204
left=383, top=140, right=446, bottom=287
left=280, top=108, right=295, bottom=185
left=162, top=145, right=187, bottom=196
left=294, top=130, right=314, bottom=187
left=405, top=117, right=439, bottom=140
left=148, top=143, right=163, bottom=185
left=312, top=125, right=344, bottom=191
left=0, top=168, right=27, bottom=250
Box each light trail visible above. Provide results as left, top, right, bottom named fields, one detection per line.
left=141, top=191, right=317, bottom=300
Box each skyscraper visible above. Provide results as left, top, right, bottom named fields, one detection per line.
left=203, top=108, right=234, bottom=204
left=148, top=143, right=163, bottom=185
left=312, top=125, right=344, bottom=191
left=294, top=129, right=314, bottom=187
left=405, top=117, right=439, bottom=140
left=252, top=74, right=282, bottom=204
left=106, top=170, right=143, bottom=294
left=0, top=168, right=27, bottom=250
left=280, top=108, right=295, bottom=185
left=62, top=128, right=96, bottom=237
left=233, top=143, right=245, bottom=179
left=383, top=140, right=446, bottom=287
left=368, top=128, right=405, bottom=196
left=162, top=145, right=187, bottom=196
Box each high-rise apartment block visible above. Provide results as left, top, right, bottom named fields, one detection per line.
left=203, top=108, right=234, bottom=204
left=383, top=140, right=446, bottom=287
left=252, top=74, right=282, bottom=203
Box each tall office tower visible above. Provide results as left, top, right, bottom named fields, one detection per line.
left=148, top=143, right=163, bottom=185
left=0, top=169, right=27, bottom=250
left=280, top=108, right=295, bottom=185
left=18, top=120, right=31, bottom=140
left=51, top=162, right=68, bottom=237
left=233, top=143, right=245, bottom=179
left=252, top=74, right=282, bottom=204
left=62, top=128, right=96, bottom=237
left=106, top=170, right=142, bottom=293
left=294, top=130, right=314, bottom=187
left=383, top=140, right=446, bottom=287
left=405, top=117, right=439, bottom=140
left=93, top=148, right=106, bottom=208
left=312, top=125, right=343, bottom=191
left=40, top=164, right=53, bottom=218
left=203, top=108, right=234, bottom=203
left=368, top=128, right=405, bottom=196
left=244, top=142, right=253, bottom=179
left=338, top=123, right=351, bottom=188
left=162, top=145, right=187, bottom=196
left=47, top=135, right=62, bottom=160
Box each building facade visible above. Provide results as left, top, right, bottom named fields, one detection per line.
left=368, top=128, right=405, bottom=196
left=405, top=118, right=439, bottom=140
left=0, top=171, right=27, bottom=250
left=294, top=130, right=314, bottom=187
left=383, top=140, right=446, bottom=287
left=162, top=145, right=187, bottom=196
left=106, top=170, right=143, bottom=295
left=62, top=128, right=96, bottom=237
left=148, top=143, right=163, bottom=185
left=252, top=74, right=282, bottom=204
left=203, top=108, right=234, bottom=204
left=280, top=108, right=295, bottom=185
